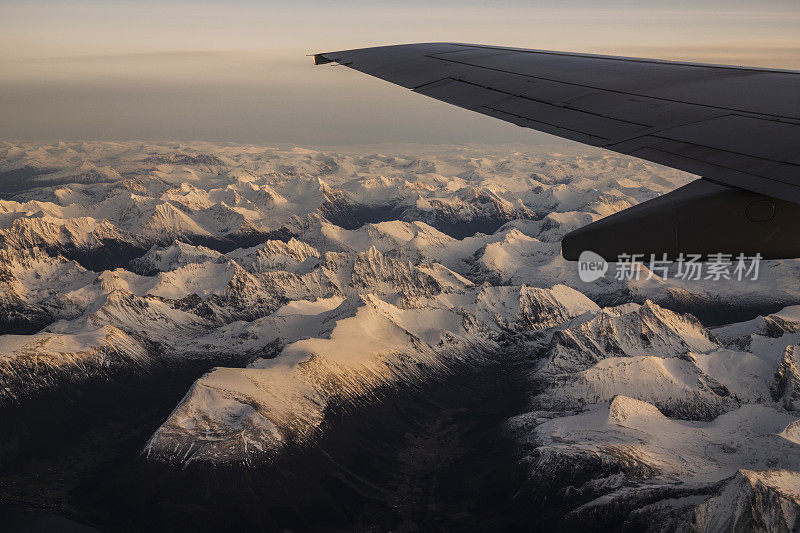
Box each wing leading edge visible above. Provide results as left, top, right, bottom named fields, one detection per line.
left=314, top=43, right=800, bottom=260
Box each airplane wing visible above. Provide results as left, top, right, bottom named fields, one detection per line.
left=314, top=43, right=800, bottom=260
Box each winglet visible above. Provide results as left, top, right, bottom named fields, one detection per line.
left=313, top=53, right=335, bottom=65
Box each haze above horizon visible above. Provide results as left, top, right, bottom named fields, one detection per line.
left=2, top=0, right=799, bottom=145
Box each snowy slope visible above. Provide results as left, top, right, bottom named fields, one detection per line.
left=1, top=141, right=799, bottom=529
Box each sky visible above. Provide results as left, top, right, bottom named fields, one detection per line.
left=1, top=0, right=799, bottom=146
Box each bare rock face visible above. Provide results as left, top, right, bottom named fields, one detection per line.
left=0, top=248, right=95, bottom=333
left=130, top=240, right=223, bottom=275
left=0, top=325, right=152, bottom=405
left=515, top=284, right=599, bottom=330
left=692, top=470, right=800, bottom=532
left=772, top=345, right=800, bottom=412
left=542, top=300, right=718, bottom=374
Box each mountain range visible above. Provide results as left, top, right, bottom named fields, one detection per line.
left=1, top=141, right=799, bottom=531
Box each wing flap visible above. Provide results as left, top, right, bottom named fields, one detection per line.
left=488, top=96, right=645, bottom=139
left=415, top=79, right=511, bottom=110
left=480, top=107, right=607, bottom=146
left=651, top=115, right=800, bottom=164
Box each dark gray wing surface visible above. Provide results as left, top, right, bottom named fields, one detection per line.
left=314, top=43, right=800, bottom=204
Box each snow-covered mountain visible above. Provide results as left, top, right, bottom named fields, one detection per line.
left=1, top=141, right=799, bottom=531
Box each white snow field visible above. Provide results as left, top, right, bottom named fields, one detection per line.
left=1, top=141, right=800, bottom=530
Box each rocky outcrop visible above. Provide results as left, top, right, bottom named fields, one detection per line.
left=692, top=470, right=800, bottom=532
left=772, top=346, right=800, bottom=412
left=542, top=300, right=718, bottom=374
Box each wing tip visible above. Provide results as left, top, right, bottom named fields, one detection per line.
left=313, top=53, right=335, bottom=65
